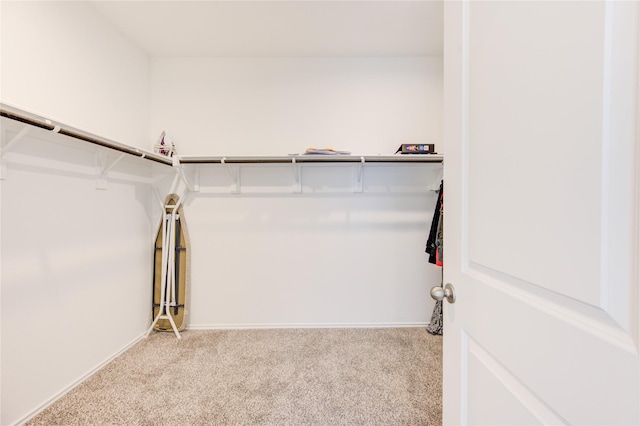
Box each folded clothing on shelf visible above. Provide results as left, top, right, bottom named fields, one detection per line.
left=303, top=148, right=351, bottom=155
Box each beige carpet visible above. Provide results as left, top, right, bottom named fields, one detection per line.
left=28, top=328, right=442, bottom=425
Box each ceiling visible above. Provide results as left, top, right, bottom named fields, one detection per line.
left=89, top=1, right=443, bottom=57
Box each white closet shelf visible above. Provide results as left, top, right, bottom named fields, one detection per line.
left=1, top=104, right=443, bottom=166
left=179, top=155, right=443, bottom=164
left=0, top=103, right=172, bottom=166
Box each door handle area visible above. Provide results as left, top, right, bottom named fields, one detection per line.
left=430, top=283, right=456, bottom=304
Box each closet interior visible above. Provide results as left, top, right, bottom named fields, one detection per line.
left=0, top=2, right=444, bottom=425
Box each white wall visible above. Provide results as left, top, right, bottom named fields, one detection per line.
left=168, top=162, right=442, bottom=328
left=0, top=123, right=159, bottom=426
left=149, top=55, right=443, bottom=326
left=0, top=1, right=150, bottom=148
left=150, top=57, right=443, bottom=156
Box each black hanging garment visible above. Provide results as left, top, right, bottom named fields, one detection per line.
left=426, top=181, right=444, bottom=335
left=425, top=181, right=443, bottom=264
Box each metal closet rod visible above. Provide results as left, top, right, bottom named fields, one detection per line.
left=0, top=104, right=172, bottom=166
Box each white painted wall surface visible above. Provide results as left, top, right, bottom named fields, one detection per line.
left=0, top=1, right=150, bottom=148
left=174, top=163, right=442, bottom=328
left=149, top=57, right=443, bottom=156
left=0, top=124, right=157, bottom=426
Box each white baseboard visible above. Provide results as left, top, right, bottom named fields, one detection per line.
left=12, top=332, right=146, bottom=426
left=187, top=322, right=429, bottom=330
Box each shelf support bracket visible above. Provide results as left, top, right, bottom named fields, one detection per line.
left=221, top=157, right=240, bottom=193
left=95, top=152, right=125, bottom=190
left=193, top=166, right=200, bottom=192
left=172, top=155, right=196, bottom=192
left=353, top=156, right=365, bottom=193
left=1, top=125, right=31, bottom=180
left=2, top=125, right=30, bottom=157
left=291, top=157, right=302, bottom=193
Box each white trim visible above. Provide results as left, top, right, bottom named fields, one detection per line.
left=599, top=0, right=614, bottom=312
left=12, top=333, right=146, bottom=426
left=467, top=335, right=568, bottom=425
left=187, top=322, right=429, bottom=330
left=635, top=0, right=640, bottom=354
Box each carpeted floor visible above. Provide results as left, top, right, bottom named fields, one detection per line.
left=28, top=328, right=442, bottom=425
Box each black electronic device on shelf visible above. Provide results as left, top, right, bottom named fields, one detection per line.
left=395, top=143, right=436, bottom=154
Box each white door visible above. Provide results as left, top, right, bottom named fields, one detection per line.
left=442, top=1, right=640, bottom=424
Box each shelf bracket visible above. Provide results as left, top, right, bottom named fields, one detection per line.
left=95, top=152, right=125, bottom=190
left=291, top=157, right=302, bottom=193
left=353, top=156, right=365, bottom=193
left=2, top=125, right=30, bottom=157
left=193, top=166, right=200, bottom=192
left=1, top=125, right=31, bottom=180
left=172, top=155, right=196, bottom=192
left=221, top=157, right=240, bottom=193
